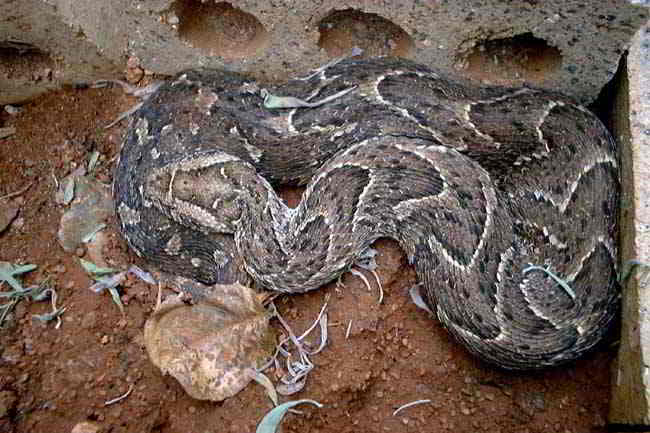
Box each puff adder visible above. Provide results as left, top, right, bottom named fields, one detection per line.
left=113, top=57, right=619, bottom=370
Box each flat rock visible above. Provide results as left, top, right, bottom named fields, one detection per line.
left=57, top=176, right=113, bottom=253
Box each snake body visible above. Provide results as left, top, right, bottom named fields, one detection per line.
left=114, top=57, right=619, bottom=370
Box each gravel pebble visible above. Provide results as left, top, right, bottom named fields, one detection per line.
left=71, top=421, right=103, bottom=433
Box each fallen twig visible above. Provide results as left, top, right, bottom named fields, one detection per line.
left=104, top=384, right=134, bottom=406
left=0, top=182, right=33, bottom=201
left=393, top=399, right=432, bottom=416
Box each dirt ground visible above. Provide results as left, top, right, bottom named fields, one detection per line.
left=0, top=68, right=617, bottom=433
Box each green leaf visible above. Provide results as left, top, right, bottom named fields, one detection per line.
left=88, top=151, right=100, bottom=172
left=63, top=177, right=75, bottom=205
left=107, top=286, right=124, bottom=314
left=618, top=259, right=650, bottom=283
left=33, top=306, right=67, bottom=323
left=522, top=265, right=576, bottom=300
left=256, top=400, right=323, bottom=433
left=79, top=258, right=118, bottom=279
left=0, top=262, right=37, bottom=291
left=81, top=223, right=107, bottom=243
left=249, top=370, right=278, bottom=406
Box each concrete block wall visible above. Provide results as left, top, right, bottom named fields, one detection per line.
left=1, top=0, right=648, bottom=104
left=0, top=0, right=122, bottom=104
left=609, top=20, right=650, bottom=427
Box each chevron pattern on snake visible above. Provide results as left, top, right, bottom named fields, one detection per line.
left=113, top=57, right=619, bottom=370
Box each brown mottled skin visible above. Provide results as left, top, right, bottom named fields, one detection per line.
left=114, top=57, right=619, bottom=369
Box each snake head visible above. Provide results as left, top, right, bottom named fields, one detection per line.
left=143, top=153, right=258, bottom=234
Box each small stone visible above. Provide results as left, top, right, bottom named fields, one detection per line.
left=101, top=335, right=109, bottom=344
left=531, top=393, right=545, bottom=410
left=71, top=421, right=102, bottom=433
left=11, top=217, right=24, bottom=230
left=17, top=373, right=29, bottom=384
left=4, top=105, right=21, bottom=115
left=125, top=56, right=144, bottom=84
left=126, top=56, right=140, bottom=69
left=23, top=338, right=34, bottom=354
left=125, top=66, right=144, bottom=84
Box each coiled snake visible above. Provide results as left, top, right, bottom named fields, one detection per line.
left=113, top=57, right=619, bottom=370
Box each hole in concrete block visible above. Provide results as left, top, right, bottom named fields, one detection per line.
left=317, top=9, right=414, bottom=59
left=172, top=1, right=268, bottom=59
left=458, top=33, right=562, bottom=85
left=0, top=42, right=55, bottom=81
left=589, top=54, right=626, bottom=130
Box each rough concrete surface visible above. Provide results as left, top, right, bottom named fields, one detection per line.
left=0, top=0, right=122, bottom=104
left=609, top=19, right=650, bottom=427
left=1, top=0, right=649, bottom=104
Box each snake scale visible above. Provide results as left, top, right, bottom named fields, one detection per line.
left=113, top=56, right=619, bottom=370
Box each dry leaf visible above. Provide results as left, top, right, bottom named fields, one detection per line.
left=144, top=283, right=275, bottom=401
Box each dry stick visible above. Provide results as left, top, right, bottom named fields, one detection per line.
left=0, top=182, right=33, bottom=200
left=369, top=269, right=384, bottom=304
left=393, top=399, right=432, bottom=416
left=350, top=268, right=373, bottom=292
left=104, top=384, right=134, bottom=406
